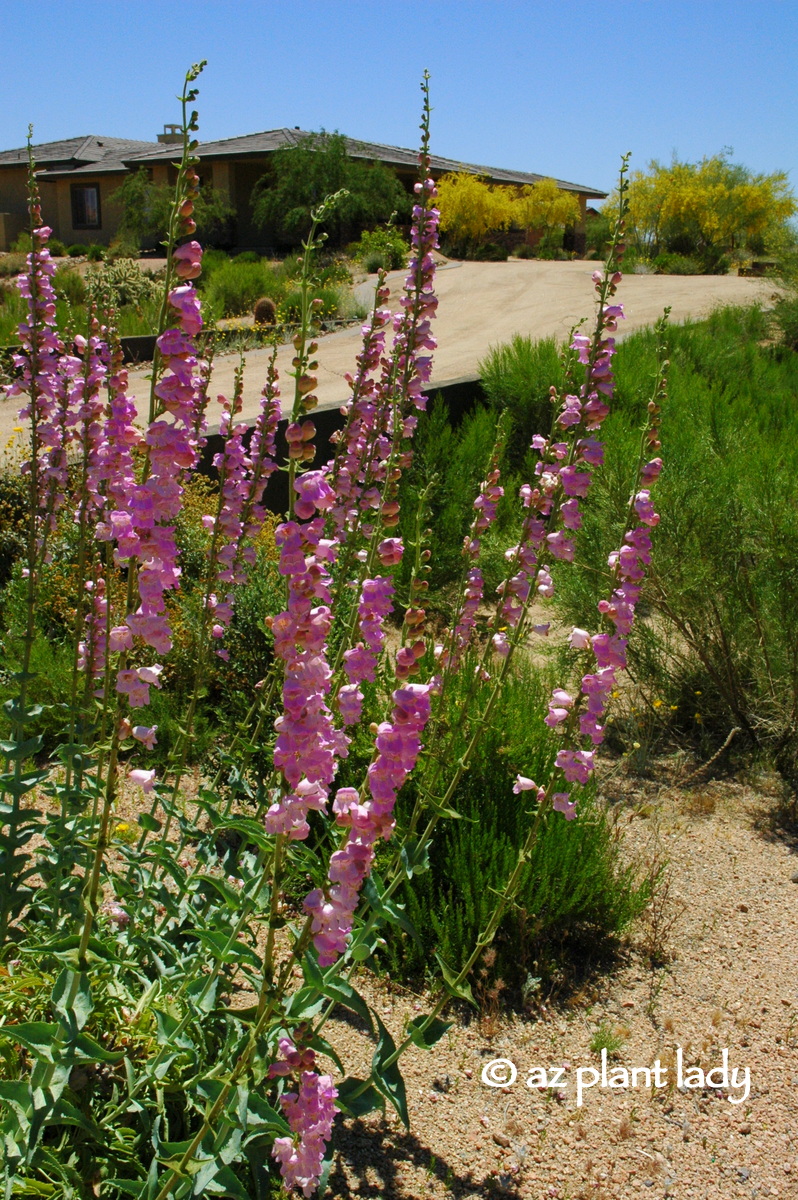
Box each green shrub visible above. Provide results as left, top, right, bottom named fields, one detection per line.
left=479, top=333, right=565, bottom=464
left=397, top=397, right=519, bottom=597
left=555, top=306, right=798, bottom=783
left=653, top=252, right=702, bottom=275
left=106, top=238, right=140, bottom=262
left=0, top=253, right=26, bottom=279
left=232, top=250, right=262, bottom=264
left=47, top=238, right=67, bottom=257
left=86, top=259, right=160, bottom=308
left=772, top=293, right=798, bottom=350
left=86, top=243, right=105, bottom=262
left=514, top=243, right=536, bottom=259
left=53, top=264, right=87, bottom=306
left=67, top=243, right=85, bottom=257
left=382, top=662, right=650, bottom=990
left=204, top=258, right=283, bottom=317
left=350, top=227, right=408, bottom=272
left=473, top=241, right=507, bottom=261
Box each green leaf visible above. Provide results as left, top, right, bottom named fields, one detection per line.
left=313, top=971, right=373, bottom=1032
left=363, top=874, right=421, bottom=944
left=51, top=970, right=92, bottom=1033
left=334, top=1076, right=383, bottom=1119
left=285, top=987, right=325, bottom=1022
left=153, top=1009, right=195, bottom=1052
left=400, top=835, right=431, bottom=878
left=1, top=1022, right=59, bottom=1060
left=72, top=1032, right=125, bottom=1064
left=193, top=929, right=261, bottom=969
left=184, top=975, right=218, bottom=1016
left=137, top=812, right=162, bottom=833
left=0, top=734, right=43, bottom=760
left=434, top=952, right=476, bottom=1007
left=406, top=1014, right=453, bottom=1050
left=370, top=1014, right=409, bottom=1127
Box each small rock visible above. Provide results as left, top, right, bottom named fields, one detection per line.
left=781, top=998, right=792, bottom=1007
left=465, top=1068, right=473, bottom=1078
left=493, top=1132, right=511, bottom=1148
left=791, top=870, right=798, bottom=883
left=739, top=1122, right=752, bottom=1135
left=738, top=903, right=749, bottom=912
left=738, top=1167, right=750, bottom=1181
left=622, top=1000, right=635, bottom=1009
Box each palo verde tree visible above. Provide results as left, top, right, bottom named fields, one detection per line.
left=512, top=178, right=581, bottom=242
left=251, top=131, right=409, bottom=248
left=612, top=152, right=797, bottom=268
left=436, top=172, right=514, bottom=252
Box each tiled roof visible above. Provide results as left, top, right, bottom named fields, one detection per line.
left=126, top=128, right=607, bottom=197
left=0, top=135, right=160, bottom=170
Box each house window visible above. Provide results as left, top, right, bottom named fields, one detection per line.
left=71, top=184, right=101, bottom=229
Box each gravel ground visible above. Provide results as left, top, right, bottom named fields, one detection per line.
left=319, top=764, right=798, bottom=1200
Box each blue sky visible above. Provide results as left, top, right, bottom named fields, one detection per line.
left=3, top=0, right=797, bottom=194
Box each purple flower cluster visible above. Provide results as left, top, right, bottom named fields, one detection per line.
left=305, top=682, right=431, bottom=966
left=269, top=1037, right=338, bottom=1198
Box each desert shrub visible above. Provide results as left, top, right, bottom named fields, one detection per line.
left=350, top=226, right=409, bottom=271
left=86, top=259, right=160, bottom=308
left=277, top=283, right=352, bottom=323
left=555, top=305, right=798, bottom=780
left=0, top=253, right=26, bottom=279
left=479, top=333, right=565, bottom=464
left=86, top=243, right=105, bottom=262
left=383, top=662, right=650, bottom=990
left=514, top=242, right=536, bottom=259
left=473, top=241, right=508, bottom=261
left=53, top=264, right=87, bottom=306
left=653, top=251, right=703, bottom=275
left=232, top=249, right=262, bottom=264
left=47, top=237, right=67, bottom=257
left=772, top=293, right=798, bottom=350
left=397, top=397, right=519, bottom=597
left=106, top=237, right=140, bottom=261
left=67, top=243, right=85, bottom=257
left=0, top=288, right=26, bottom=343
left=0, top=470, right=28, bottom=588
left=204, top=258, right=284, bottom=316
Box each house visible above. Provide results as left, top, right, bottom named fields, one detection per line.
left=0, top=134, right=165, bottom=250
left=126, top=128, right=607, bottom=251
left=0, top=127, right=606, bottom=252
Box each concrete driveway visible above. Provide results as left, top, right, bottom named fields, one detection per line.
left=0, top=260, right=777, bottom=443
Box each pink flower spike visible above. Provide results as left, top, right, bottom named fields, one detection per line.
left=569, top=627, right=591, bottom=650
left=513, top=775, right=538, bottom=793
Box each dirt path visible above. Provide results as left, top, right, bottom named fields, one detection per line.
left=0, top=261, right=777, bottom=445
left=322, top=766, right=798, bottom=1199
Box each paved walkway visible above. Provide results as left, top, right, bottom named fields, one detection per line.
left=0, top=260, right=776, bottom=443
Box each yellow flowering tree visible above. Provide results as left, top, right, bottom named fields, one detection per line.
left=511, top=178, right=581, bottom=239
left=436, top=172, right=515, bottom=248
left=611, top=154, right=796, bottom=265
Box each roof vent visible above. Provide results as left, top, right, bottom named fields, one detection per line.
left=157, top=124, right=183, bottom=145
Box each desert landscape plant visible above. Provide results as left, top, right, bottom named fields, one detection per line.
left=0, top=67, right=668, bottom=1199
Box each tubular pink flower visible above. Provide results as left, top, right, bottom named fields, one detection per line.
left=269, top=1039, right=338, bottom=1198
left=305, top=683, right=432, bottom=965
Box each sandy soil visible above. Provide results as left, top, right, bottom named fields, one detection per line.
left=318, top=763, right=798, bottom=1200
